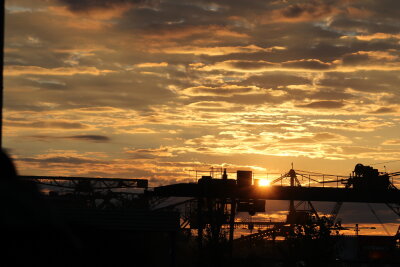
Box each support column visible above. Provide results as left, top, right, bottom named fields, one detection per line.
left=229, top=199, right=236, bottom=257
left=197, top=197, right=203, bottom=251
left=288, top=169, right=296, bottom=226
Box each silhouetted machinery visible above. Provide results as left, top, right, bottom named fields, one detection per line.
left=347, top=164, right=391, bottom=191
left=156, top=164, right=400, bottom=241
left=20, top=163, right=400, bottom=248
left=197, top=170, right=265, bottom=216
left=236, top=171, right=266, bottom=215
left=180, top=169, right=269, bottom=249
left=182, top=163, right=399, bottom=245
left=320, top=163, right=400, bottom=219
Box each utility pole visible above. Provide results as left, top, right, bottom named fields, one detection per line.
left=229, top=199, right=236, bottom=257
left=288, top=168, right=296, bottom=225
left=1, top=1, right=4, bottom=149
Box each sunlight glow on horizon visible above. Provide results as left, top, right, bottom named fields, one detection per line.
left=258, top=179, right=271, bottom=187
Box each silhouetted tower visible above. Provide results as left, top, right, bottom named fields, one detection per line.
left=222, top=168, right=228, bottom=180
left=288, top=168, right=297, bottom=225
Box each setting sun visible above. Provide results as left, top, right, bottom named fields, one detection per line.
left=258, top=179, right=271, bottom=187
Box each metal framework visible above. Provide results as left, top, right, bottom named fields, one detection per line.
left=19, top=175, right=149, bottom=210
left=21, top=164, right=400, bottom=248
left=20, top=175, right=148, bottom=190
left=153, top=165, right=400, bottom=248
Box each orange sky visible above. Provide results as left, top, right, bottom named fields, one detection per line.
left=3, top=0, right=400, bottom=235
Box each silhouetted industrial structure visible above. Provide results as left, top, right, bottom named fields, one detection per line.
left=152, top=164, right=400, bottom=263
left=4, top=158, right=400, bottom=266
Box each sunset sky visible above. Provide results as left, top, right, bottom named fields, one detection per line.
left=4, top=0, right=400, bottom=235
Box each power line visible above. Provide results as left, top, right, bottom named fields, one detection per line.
left=369, top=160, right=400, bottom=166
left=295, top=169, right=348, bottom=178
left=366, top=203, right=391, bottom=236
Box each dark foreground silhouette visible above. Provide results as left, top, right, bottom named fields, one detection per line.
left=2, top=150, right=399, bottom=267
left=0, top=150, right=179, bottom=267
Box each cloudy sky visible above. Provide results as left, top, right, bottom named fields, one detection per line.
left=4, top=0, right=400, bottom=235
left=5, top=0, right=400, bottom=181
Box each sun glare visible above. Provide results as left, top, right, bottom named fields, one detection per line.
left=258, top=179, right=271, bottom=187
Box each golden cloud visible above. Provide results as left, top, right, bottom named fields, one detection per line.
left=4, top=65, right=114, bottom=76
left=134, top=62, right=169, bottom=68
left=151, top=45, right=285, bottom=56
left=180, top=85, right=261, bottom=96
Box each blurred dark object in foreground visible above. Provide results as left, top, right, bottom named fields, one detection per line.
left=0, top=150, right=179, bottom=266
left=0, top=150, right=81, bottom=265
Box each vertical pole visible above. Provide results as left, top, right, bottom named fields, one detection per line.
left=197, top=198, right=203, bottom=253
left=336, top=176, right=338, bottom=188
left=0, top=1, right=4, bottom=149
left=289, top=170, right=296, bottom=225
left=323, top=175, right=325, bottom=187
left=309, top=174, right=310, bottom=187
left=229, top=199, right=236, bottom=258
left=290, top=170, right=294, bottom=187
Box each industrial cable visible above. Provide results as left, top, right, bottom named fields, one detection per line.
left=388, top=171, right=400, bottom=177
left=369, top=160, right=400, bottom=166
left=270, top=172, right=345, bottom=186
left=297, top=174, right=321, bottom=184
left=294, top=169, right=348, bottom=178
left=366, top=203, right=391, bottom=236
